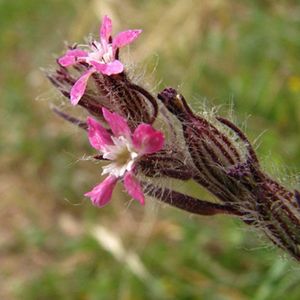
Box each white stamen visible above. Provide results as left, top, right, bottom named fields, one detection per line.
left=101, top=136, right=138, bottom=178
left=88, top=40, right=114, bottom=64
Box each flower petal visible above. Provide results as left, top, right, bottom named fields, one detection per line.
left=132, top=124, right=164, bottom=154
left=70, top=68, right=95, bottom=105
left=87, top=117, right=112, bottom=150
left=85, top=175, right=118, bottom=207
left=58, top=49, right=88, bottom=67
left=90, top=60, right=124, bottom=75
left=123, top=172, right=145, bottom=205
left=102, top=107, right=131, bottom=138
left=113, top=30, right=142, bottom=49
left=100, top=15, right=112, bottom=44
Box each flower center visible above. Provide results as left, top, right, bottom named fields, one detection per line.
left=102, top=136, right=138, bottom=177
left=89, top=41, right=114, bottom=64
left=88, top=50, right=103, bottom=61
left=116, top=147, right=131, bottom=165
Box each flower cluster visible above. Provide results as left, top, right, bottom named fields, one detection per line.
left=57, top=16, right=162, bottom=207
left=49, top=15, right=300, bottom=262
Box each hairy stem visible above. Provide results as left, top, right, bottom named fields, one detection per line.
left=143, top=183, right=242, bottom=216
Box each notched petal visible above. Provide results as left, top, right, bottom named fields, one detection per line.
left=87, top=117, right=112, bottom=150
left=123, top=172, right=145, bottom=205
left=70, top=68, right=95, bottom=105
left=85, top=175, right=118, bottom=207
left=90, top=60, right=124, bottom=75
left=132, top=124, right=164, bottom=154
left=100, top=15, right=113, bottom=44
left=102, top=108, right=131, bottom=138
left=113, top=29, right=142, bottom=48
left=58, top=49, right=88, bottom=67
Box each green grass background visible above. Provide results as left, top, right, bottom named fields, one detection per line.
left=1, top=0, right=300, bottom=299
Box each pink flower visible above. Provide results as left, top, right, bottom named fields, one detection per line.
left=85, top=108, right=164, bottom=208
left=58, top=15, right=142, bottom=105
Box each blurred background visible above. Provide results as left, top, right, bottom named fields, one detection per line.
left=1, top=0, right=300, bottom=299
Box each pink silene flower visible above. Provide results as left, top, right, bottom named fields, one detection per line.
left=58, top=15, right=142, bottom=105
left=85, top=108, right=164, bottom=207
